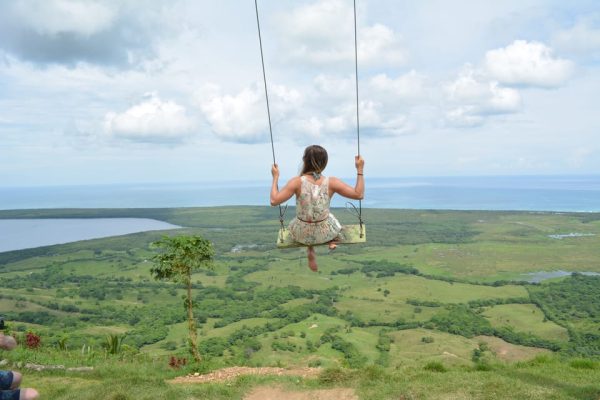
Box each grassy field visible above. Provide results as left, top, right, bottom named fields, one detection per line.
left=482, top=304, right=570, bottom=342
left=1, top=207, right=600, bottom=398
left=1, top=353, right=598, bottom=399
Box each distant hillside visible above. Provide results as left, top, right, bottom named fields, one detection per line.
left=1, top=207, right=600, bottom=398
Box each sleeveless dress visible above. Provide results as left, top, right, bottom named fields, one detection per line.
left=288, top=176, right=342, bottom=245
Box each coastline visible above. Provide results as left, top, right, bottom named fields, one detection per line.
left=2, top=175, right=600, bottom=212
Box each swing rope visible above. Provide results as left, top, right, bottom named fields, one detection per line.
left=352, top=0, right=364, bottom=237
left=254, top=0, right=287, bottom=239
left=255, top=0, right=363, bottom=238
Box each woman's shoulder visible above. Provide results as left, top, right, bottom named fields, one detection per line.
left=287, top=176, right=302, bottom=186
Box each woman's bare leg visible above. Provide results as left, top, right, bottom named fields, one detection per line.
left=8, top=371, right=39, bottom=400
left=307, top=246, right=318, bottom=272
left=11, top=371, right=22, bottom=389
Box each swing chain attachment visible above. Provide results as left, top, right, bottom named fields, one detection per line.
left=278, top=204, right=288, bottom=243
left=345, top=202, right=365, bottom=238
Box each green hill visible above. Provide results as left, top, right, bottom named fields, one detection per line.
left=1, top=207, right=600, bottom=399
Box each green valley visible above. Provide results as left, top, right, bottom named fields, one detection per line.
left=1, top=207, right=600, bottom=399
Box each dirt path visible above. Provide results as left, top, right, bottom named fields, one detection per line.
left=169, top=366, right=321, bottom=384
left=244, top=386, right=358, bottom=400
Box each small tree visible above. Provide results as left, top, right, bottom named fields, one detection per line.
left=151, top=235, right=214, bottom=362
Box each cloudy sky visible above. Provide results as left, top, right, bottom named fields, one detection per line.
left=0, top=0, right=599, bottom=187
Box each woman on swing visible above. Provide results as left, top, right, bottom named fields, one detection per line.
left=270, top=145, right=365, bottom=272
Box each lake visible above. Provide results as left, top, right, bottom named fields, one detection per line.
left=0, top=218, right=180, bottom=253
left=521, top=270, right=600, bottom=283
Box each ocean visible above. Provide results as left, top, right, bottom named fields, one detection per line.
left=1, top=175, right=600, bottom=212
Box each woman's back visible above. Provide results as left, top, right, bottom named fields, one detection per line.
left=296, top=176, right=330, bottom=223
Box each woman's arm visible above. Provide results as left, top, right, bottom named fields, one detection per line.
left=270, top=164, right=299, bottom=206
left=330, top=155, right=364, bottom=200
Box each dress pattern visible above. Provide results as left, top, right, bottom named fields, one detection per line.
left=288, top=176, right=342, bottom=245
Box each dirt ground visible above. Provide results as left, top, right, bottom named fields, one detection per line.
left=169, top=366, right=322, bottom=384
left=243, top=386, right=358, bottom=400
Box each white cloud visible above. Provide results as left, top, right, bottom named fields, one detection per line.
left=307, top=71, right=423, bottom=136
left=313, top=71, right=423, bottom=107
left=444, top=106, right=484, bottom=128
left=196, top=83, right=302, bottom=143
left=294, top=99, right=411, bottom=139
left=313, top=74, right=353, bottom=99
left=358, top=23, right=407, bottom=66
left=104, top=93, right=195, bottom=142
left=444, top=66, right=521, bottom=127
left=368, top=70, right=426, bottom=100
left=278, top=0, right=406, bottom=67
left=14, top=0, right=116, bottom=36
left=446, top=67, right=521, bottom=112
left=484, top=40, right=574, bottom=88
left=553, top=18, right=600, bottom=59
left=292, top=117, right=323, bottom=139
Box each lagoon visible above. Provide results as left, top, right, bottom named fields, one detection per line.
left=0, top=218, right=180, bottom=253
left=521, top=270, right=600, bottom=283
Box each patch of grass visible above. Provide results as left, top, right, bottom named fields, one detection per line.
left=423, top=361, right=447, bottom=372
left=569, top=358, right=598, bottom=370
left=482, top=303, right=569, bottom=342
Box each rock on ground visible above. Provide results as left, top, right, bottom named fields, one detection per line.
left=243, top=386, right=358, bottom=400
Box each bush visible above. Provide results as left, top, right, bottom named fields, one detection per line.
left=25, top=331, right=41, bottom=349
left=161, top=341, right=178, bottom=351
left=318, top=367, right=354, bottom=384
left=423, top=361, right=447, bottom=372
left=474, top=362, right=493, bottom=371
left=308, top=359, right=322, bottom=367
left=421, top=336, right=434, bottom=343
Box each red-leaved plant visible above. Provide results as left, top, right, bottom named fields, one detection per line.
left=168, top=356, right=187, bottom=369
left=25, top=331, right=41, bottom=349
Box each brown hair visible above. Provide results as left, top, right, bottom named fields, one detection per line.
left=301, top=145, right=328, bottom=175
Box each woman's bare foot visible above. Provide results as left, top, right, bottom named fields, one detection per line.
left=307, top=246, right=318, bottom=272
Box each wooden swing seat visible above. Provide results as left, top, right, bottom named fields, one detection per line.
left=276, top=224, right=366, bottom=248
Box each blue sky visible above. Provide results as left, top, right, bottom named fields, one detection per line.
left=0, top=0, right=599, bottom=187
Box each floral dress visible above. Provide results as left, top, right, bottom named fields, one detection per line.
left=288, top=176, right=342, bottom=245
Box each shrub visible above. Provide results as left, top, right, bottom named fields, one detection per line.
left=308, top=359, right=322, bottom=367
left=169, top=356, right=187, bottom=369
left=474, top=362, right=493, bottom=371
left=161, top=341, right=178, bottom=351
left=25, top=331, right=41, bottom=349
left=318, top=367, right=354, bottom=384
left=424, top=361, right=447, bottom=372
